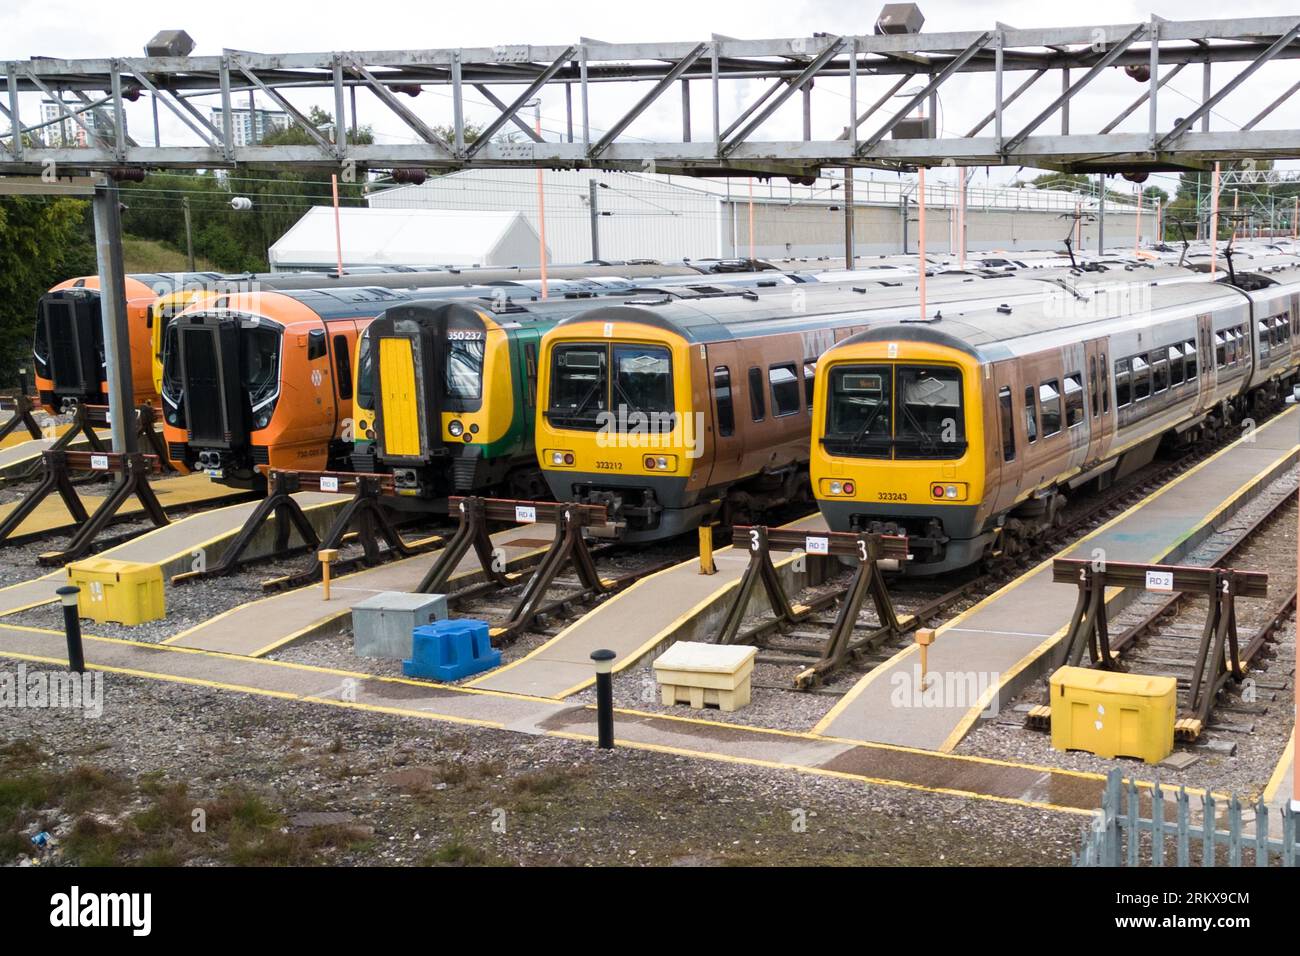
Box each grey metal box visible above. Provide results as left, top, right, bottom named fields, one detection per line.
left=893, top=116, right=936, bottom=139
left=875, top=4, right=925, bottom=35
left=351, top=591, right=447, bottom=660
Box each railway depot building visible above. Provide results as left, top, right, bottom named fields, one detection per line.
left=364, top=168, right=1143, bottom=264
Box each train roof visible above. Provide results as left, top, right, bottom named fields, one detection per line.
left=837, top=277, right=1268, bottom=364
left=544, top=262, right=1218, bottom=346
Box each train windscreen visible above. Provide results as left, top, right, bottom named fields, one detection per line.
left=445, top=337, right=485, bottom=400
left=823, top=364, right=965, bottom=460
left=547, top=342, right=674, bottom=432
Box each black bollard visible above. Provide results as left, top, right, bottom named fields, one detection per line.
left=56, top=585, right=84, bottom=674
left=590, top=648, right=616, bottom=749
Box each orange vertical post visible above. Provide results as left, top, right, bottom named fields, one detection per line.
left=330, top=174, right=344, bottom=276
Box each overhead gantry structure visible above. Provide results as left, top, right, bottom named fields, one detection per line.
left=3, top=15, right=1300, bottom=180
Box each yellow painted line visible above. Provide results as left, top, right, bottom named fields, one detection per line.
left=0, top=650, right=304, bottom=702
left=936, top=423, right=1300, bottom=753
left=1262, top=728, right=1295, bottom=804
left=164, top=536, right=547, bottom=655
left=543, top=730, right=1098, bottom=817
left=0, top=624, right=567, bottom=704
left=812, top=643, right=920, bottom=735
left=0, top=631, right=1223, bottom=808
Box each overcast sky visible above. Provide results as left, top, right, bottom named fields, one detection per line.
left=3, top=0, right=1296, bottom=194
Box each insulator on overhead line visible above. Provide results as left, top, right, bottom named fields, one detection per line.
left=391, top=168, right=428, bottom=186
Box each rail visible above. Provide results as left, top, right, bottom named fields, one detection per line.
left=714, top=526, right=909, bottom=688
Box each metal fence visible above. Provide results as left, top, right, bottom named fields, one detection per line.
left=1074, top=769, right=1297, bottom=867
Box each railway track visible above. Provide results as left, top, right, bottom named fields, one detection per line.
left=1094, top=487, right=1297, bottom=755
left=734, top=407, right=1294, bottom=694
left=445, top=539, right=695, bottom=642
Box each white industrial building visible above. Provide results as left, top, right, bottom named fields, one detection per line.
left=268, top=207, right=545, bottom=272
left=366, top=169, right=1149, bottom=262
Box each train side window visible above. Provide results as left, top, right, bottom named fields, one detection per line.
left=1088, top=356, right=1099, bottom=418
left=1184, top=339, right=1197, bottom=379
left=769, top=363, right=801, bottom=417
left=1215, top=331, right=1227, bottom=368
left=998, top=387, right=1015, bottom=462
left=803, top=362, right=817, bottom=410
left=1151, top=352, right=1169, bottom=394
left=1132, top=355, right=1151, bottom=401
left=713, top=366, right=735, bottom=437
left=1023, top=385, right=1038, bottom=444
left=1039, top=380, right=1062, bottom=436
left=332, top=335, right=352, bottom=400
left=1101, top=353, right=1109, bottom=413
left=524, top=343, right=538, bottom=409
left=1063, top=374, right=1085, bottom=428
left=748, top=366, right=765, bottom=422
left=307, top=328, right=327, bottom=360
left=1168, top=345, right=1184, bottom=387
left=1114, top=358, right=1131, bottom=408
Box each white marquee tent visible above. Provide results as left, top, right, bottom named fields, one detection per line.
left=268, top=206, right=547, bottom=272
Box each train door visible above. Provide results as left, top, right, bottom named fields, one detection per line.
left=987, top=359, right=1021, bottom=517
left=327, top=324, right=357, bottom=442
left=513, top=328, right=541, bottom=453
left=1083, top=337, right=1112, bottom=463
left=303, top=324, right=334, bottom=438
left=702, top=341, right=743, bottom=489
left=1196, top=313, right=1214, bottom=411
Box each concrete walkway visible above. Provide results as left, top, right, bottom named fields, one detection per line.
left=162, top=523, right=554, bottom=657
left=0, top=491, right=346, bottom=617
left=815, top=406, right=1300, bottom=753
left=0, top=429, right=108, bottom=478
left=0, top=623, right=1118, bottom=815
left=0, top=472, right=249, bottom=541
left=470, top=513, right=828, bottom=699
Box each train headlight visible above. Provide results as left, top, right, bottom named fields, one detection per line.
left=548, top=449, right=576, bottom=467
left=931, top=482, right=968, bottom=501
left=830, top=481, right=843, bottom=495
left=822, top=480, right=856, bottom=497
left=448, top=419, right=464, bottom=437
left=642, top=455, right=678, bottom=471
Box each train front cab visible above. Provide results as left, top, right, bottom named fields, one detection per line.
left=34, top=275, right=174, bottom=413
left=356, top=302, right=544, bottom=499
left=160, top=293, right=359, bottom=486
left=811, top=329, right=994, bottom=574
left=536, top=310, right=706, bottom=540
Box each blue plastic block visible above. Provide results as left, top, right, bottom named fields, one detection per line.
left=403, top=619, right=501, bottom=681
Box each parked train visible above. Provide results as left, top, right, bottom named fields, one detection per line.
left=810, top=263, right=1300, bottom=573
left=528, top=269, right=1162, bottom=541
left=160, top=277, right=688, bottom=487
left=34, top=271, right=224, bottom=413
left=352, top=273, right=817, bottom=501
left=35, top=261, right=707, bottom=416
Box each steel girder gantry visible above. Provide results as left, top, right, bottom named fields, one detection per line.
left=2, top=16, right=1300, bottom=179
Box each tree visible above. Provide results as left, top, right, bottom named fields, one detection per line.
left=0, top=196, right=96, bottom=387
